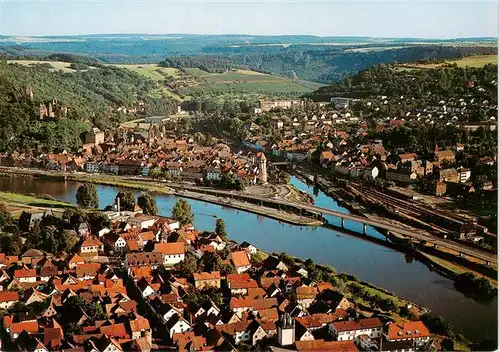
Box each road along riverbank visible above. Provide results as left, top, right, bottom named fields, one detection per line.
left=0, top=167, right=322, bottom=227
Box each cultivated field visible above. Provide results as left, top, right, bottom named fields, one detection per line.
left=399, top=55, right=497, bottom=70
left=6, top=60, right=94, bottom=73
left=446, top=55, right=498, bottom=67
left=116, top=64, right=322, bottom=97
left=113, top=64, right=182, bottom=79
left=182, top=68, right=323, bottom=95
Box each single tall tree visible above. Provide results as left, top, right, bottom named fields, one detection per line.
left=115, top=191, right=136, bottom=211
left=215, top=218, right=227, bottom=239
left=137, top=193, right=158, bottom=215
left=87, top=212, right=112, bottom=233
left=62, top=208, right=89, bottom=230
left=76, top=184, right=98, bottom=208
left=0, top=203, right=12, bottom=229
left=172, top=199, right=194, bottom=226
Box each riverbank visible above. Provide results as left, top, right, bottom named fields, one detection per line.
left=3, top=167, right=496, bottom=279
left=0, top=172, right=496, bottom=342
left=0, top=191, right=73, bottom=218
left=0, top=168, right=322, bottom=227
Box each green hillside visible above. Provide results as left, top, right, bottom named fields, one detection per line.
left=0, top=60, right=175, bottom=153
left=181, top=68, right=323, bottom=96
left=114, top=64, right=323, bottom=99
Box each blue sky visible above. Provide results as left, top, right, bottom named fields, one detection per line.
left=1, top=0, right=498, bottom=38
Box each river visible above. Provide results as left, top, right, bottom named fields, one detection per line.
left=0, top=175, right=496, bottom=342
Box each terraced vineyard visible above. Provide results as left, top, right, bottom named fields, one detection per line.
left=6, top=60, right=96, bottom=73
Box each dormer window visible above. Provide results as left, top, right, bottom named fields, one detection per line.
left=406, top=330, right=411, bottom=335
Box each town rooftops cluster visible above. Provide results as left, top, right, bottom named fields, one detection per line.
left=0, top=199, right=434, bottom=351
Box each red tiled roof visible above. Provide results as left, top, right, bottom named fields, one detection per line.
left=173, top=331, right=206, bottom=352
left=296, top=339, right=358, bottom=352
left=129, top=317, right=150, bottom=332
left=68, top=254, right=85, bottom=264
left=0, top=291, right=19, bottom=302
left=81, top=238, right=103, bottom=247
left=230, top=251, right=250, bottom=268
left=75, top=263, right=101, bottom=278
left=99, top=323, right=129, bottom=339
left=387, top=321, right=430, bottom=341
left=246, top=288, right=266, bottom=299
left=296, top=286, right=318, bottom=300
left=259, top=277, right=280, bottom=289
left=215, top=321, right=251, bottom=335
left=230, top=297, right=253, bottom=309
left=154, top=242, right=185, bottom=255
left=296, top=311, right=348, bottom=328
left=231, top=279, right=258, bottom=290
left=11, top=321, right=39, bottom=334
left=14, top=268, right=36, bottom=278
left=331, top=320, right=362, bottom=332
left=316, top=282, right=333, bottom=292
left=359, top=317, right=383, bottom=329
left=193, top=272, right=221, bottom=281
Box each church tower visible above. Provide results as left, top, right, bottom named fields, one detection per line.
left=277, top=313, right=295, bottom=346
left=258, top=152, right=268, bottom=184
left=148, top=123, right=154, bottom=146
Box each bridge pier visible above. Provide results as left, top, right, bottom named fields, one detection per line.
left=485, top=260, right=490, bottom=266
left=341, top=218, right=344, bottom=228
left=459, top=252, right=464, bottom=258
left=362, top=224, right=367, bottom=235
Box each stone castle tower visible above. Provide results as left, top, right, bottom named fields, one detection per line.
left=277, top=313, right=295, bottom=346
left=258, top=152, right=267, bottom=184
left=39, top=103, right=48, bottom=120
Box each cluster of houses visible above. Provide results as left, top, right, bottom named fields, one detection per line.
left=242, top=114, right=494, bottom=197
left=0, top=130, right=268, bottom=185
left=0, top=199, right=434, bottom=351
left=0, top=249, right=153, bottom=352
left=113, top=209, right=433, bottom=351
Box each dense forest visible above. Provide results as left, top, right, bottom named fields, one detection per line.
left=213, top=45, right=497, bottom=83
left=157, top=45, right=497, bottom=83
left=0, top=61, right=175, bottom=153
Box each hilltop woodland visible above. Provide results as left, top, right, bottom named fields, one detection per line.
left=173, top=45, right=496, bottom=83
left=0, top=61, right=176, bottom=153
left=1, top=39, right=495, bottom=83
left=313, top=63, right=497, bottom=104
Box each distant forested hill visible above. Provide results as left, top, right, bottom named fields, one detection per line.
left=0, top=35, right=496, bottom=83
left=211, top=45, right=497, bottom=83
left=0, top=61, right=175, bottom=152
left=311, top=63, right=498, bottom=101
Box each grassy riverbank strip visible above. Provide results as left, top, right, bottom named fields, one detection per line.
left=0, top=191, right=73, bottom=218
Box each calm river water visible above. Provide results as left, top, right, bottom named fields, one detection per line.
left=0, top=175, right=496, bottom=342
